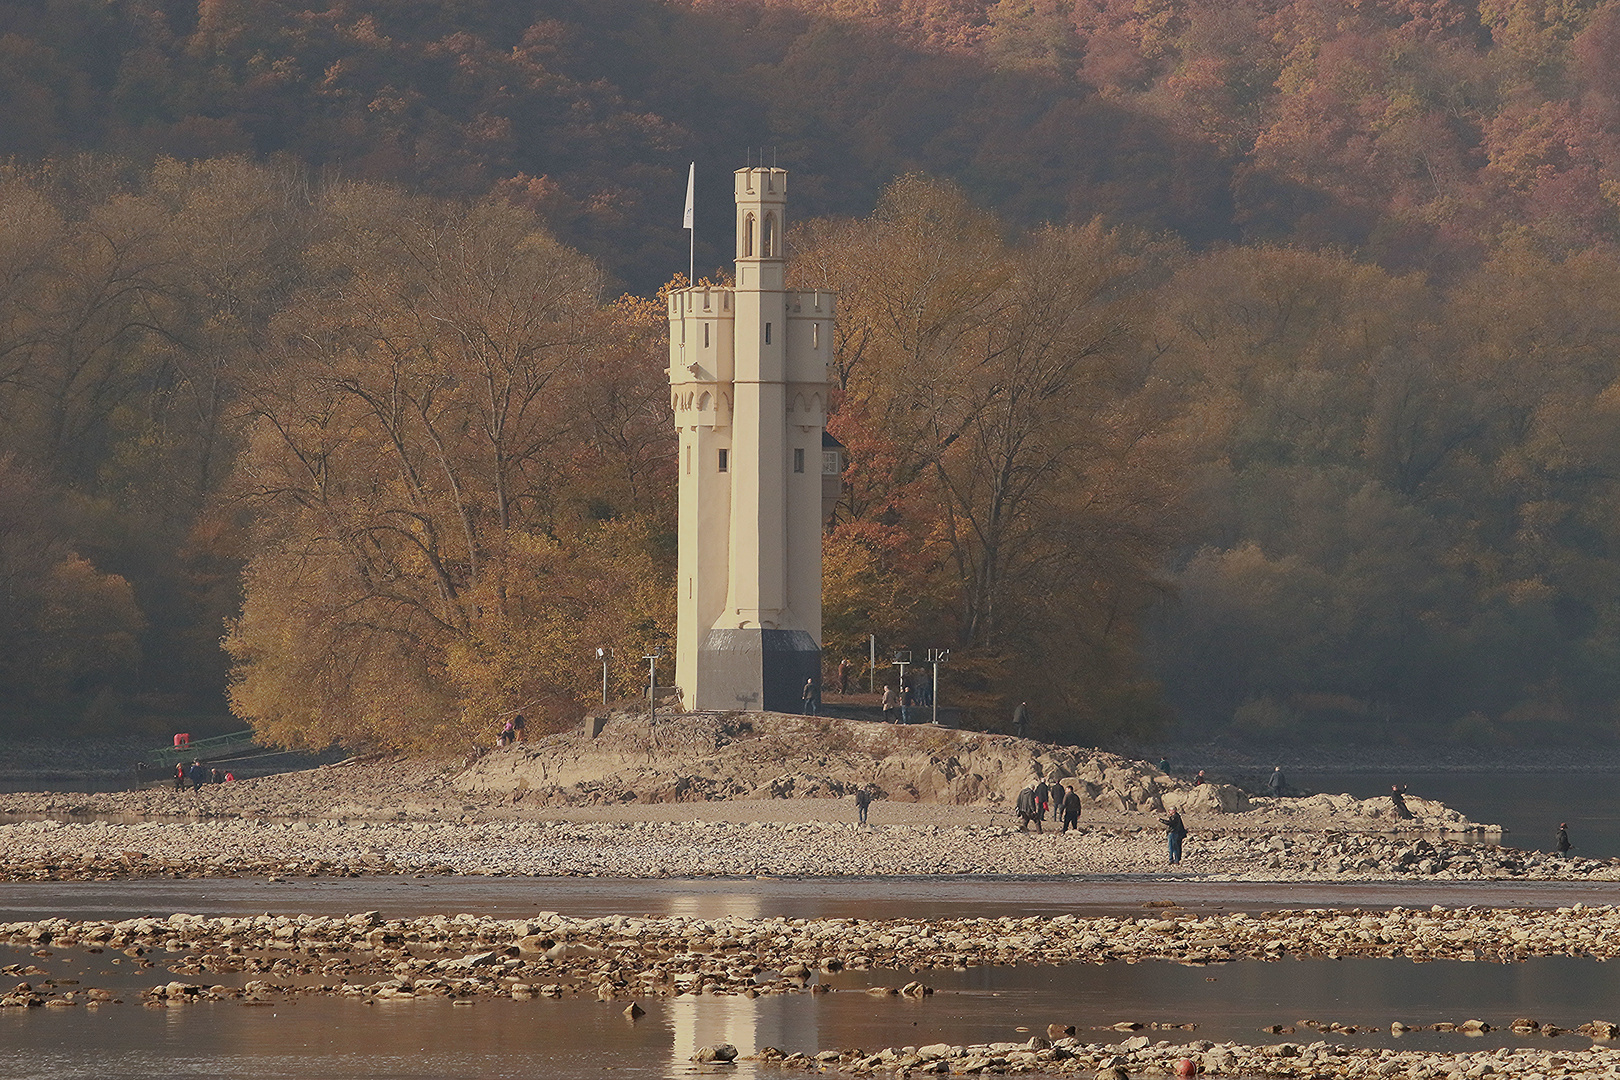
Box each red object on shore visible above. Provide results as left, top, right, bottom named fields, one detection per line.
left=1177, top=1061, right=1197, bottom=1077
left=173, top=733, right=190, bottom=748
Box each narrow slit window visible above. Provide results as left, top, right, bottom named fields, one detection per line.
left=812, top=323, right=820, bottom=349
left=704, top=323, right=710, bottom=348
left=764, top=322, right=772, bottom=345
left=718, top=449, right=728, bottom=473
left=685, top=445, right=692, bottom=474
left=793, top=448, right=805, bottom=473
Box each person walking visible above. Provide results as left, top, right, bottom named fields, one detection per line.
left=1013, top=701, right=1029, bottom=738
left=899, top=680, right=913, bottom=724
left=1267, top=766, right=1286, bottom=797
left=174, top=762, right=185, bottom=792
left=838, top=658, right=851, bottom=696
left=802, top=678, right=818, bottom=716
left=1061, top=784, right=1082, bottom=831
left=1556, top=822, right=1572, bottom=856
left=1033, top=779, right=1051, bottom=828
left=188, top=759, right=207, bottom=791
left=855, top=786, right=873, bottom=825
left=1161, top=809, right=1187, bottom=864
left=881, top=685, right=896, bottom=721
left=1016, top=786, right=1041, bottom=832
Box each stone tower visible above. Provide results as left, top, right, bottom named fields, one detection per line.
left=667, top=167, right=837, bottom=712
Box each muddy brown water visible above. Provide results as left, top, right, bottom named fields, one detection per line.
left=4, top=875, right=1620, bottom=922
left=5, top=941, right=1620, bottom=1079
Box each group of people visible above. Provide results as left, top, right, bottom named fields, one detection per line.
left=495, top=713, right=527, bottom=747
left=878, top=678, right=934, bottom=723
left=1016, top=778, right=1188, bottom=863
left=1014, top=780, right=1085, bottom=833
left=173, top=760, right=233, bottom=789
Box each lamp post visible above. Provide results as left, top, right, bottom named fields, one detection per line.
left=892, top=650, right=911, bottom=724
left=596, top=648, right=609, bottom=706
left=643, top=647, right=664, bottom=721
left=926, top=648, right=949, bottom=725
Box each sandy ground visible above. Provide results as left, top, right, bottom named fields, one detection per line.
left=0, top=715, right=1606, bottom=883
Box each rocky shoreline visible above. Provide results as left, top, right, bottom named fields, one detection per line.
left=752, top=1036, right=1620, bottom=1076
left=0, top=715, right=1612, bottom=885
left=8, top=904, right=1620, bottom=1003
left=10, top=906, right=1620, bottom=1077
left=0, top=812, right=1611, bottom=883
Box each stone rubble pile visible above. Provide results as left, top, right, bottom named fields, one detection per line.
left=5, top=904, right=1620, bottom=1011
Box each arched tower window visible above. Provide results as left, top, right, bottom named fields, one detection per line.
left=743, top=213, right=756, bottom=257
left=762, top=213, right=777, bottom=257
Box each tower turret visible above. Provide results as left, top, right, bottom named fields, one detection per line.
left=668, top=167, right=835, bottom=713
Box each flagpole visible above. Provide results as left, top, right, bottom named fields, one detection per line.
left=683, top=162, right=696, bottom=285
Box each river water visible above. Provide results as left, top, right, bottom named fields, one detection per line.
left=6, top=771, right=1620, bottom=1077
left=6, top=941, right=1620, bottom=1079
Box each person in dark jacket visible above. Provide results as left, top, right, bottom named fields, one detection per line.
left=1060, top=785, right=1082, bottom=831
left=1390, top=784, right=1413, bottom=820
left=1161, top=810, right=1187, bottom=864
left=1556, top=823, right=1571, bottom=856
left=1267, top=766, right=1287, bottom=797
left=1033, top=780, right=1051, bottom=825
left=174, top=762, right=185, bottom=791
left=1013, top=701, right=1030, bottom=738
left=1016, top=786, right=1041, bottom=832
left=188, top=760, right=207, bottom=791
left=855, top=786, right=873, bottom=825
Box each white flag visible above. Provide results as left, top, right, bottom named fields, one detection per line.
left=682, top=162, right=695, bottom=230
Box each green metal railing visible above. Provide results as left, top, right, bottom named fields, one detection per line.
left=143, top=729, right=258, bottom=768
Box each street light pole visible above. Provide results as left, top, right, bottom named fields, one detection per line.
left=892, top=650, right=911, bottom=723
left=643, top=648, right=663, bottom=721
left=596, top=648, right=609, bottom=706
left=927, top=648, right=950, bottom=725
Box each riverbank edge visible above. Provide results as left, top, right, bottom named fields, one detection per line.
left=10, top=906, right=1620, bottom=1077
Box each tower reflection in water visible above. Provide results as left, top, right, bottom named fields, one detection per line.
left=666, top=892, right=821, bottom=1070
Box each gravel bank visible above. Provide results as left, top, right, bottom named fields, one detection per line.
left=11, top=906, right=1620, bottom=1076
left=7, top=903, right=1620, bottom=1006
left=1, top=813, right=1613, bottom=883
left=753, top=1036, right=1620, bottom=1076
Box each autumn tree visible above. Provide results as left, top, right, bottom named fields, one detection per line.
left=225, top=186, right=674, bottom=750
left=793, top=176, right=1187, bottom=741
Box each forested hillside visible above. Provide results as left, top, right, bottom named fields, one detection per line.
left=4, top=0, right=1617, bottom=286
left=3, top=0, right=1620, bottom=747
